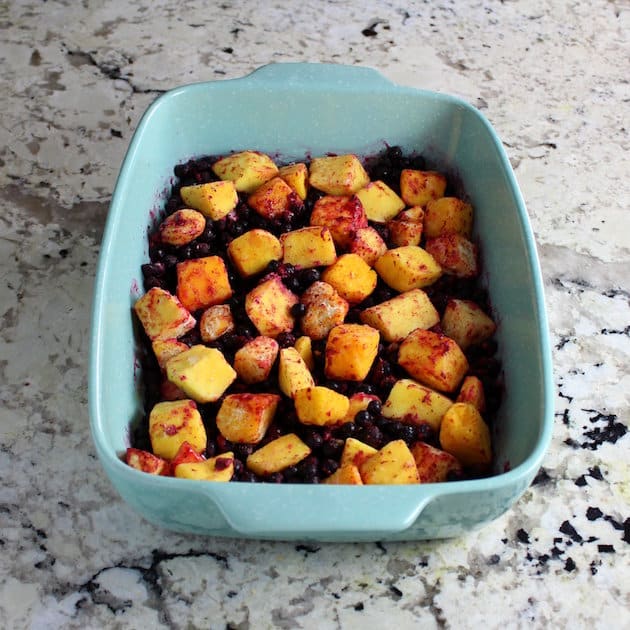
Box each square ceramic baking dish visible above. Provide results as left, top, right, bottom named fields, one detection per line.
left=89, top=63, right=553, bottom=541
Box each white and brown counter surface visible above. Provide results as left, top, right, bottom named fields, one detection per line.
left=0, top=1, right=628, bottom=628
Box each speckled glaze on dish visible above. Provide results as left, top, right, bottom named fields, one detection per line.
left=89, top=63, right=553, bottom=541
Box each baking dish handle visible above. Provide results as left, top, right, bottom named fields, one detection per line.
left=206, top=484, right=436, bottom=537
left=239, top=62, right=397, bottom=91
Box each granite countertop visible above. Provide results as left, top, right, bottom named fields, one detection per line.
left=1, top=1, right=628, bottom=628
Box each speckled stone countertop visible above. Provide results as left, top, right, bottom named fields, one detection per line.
left=1, top=1, right=628, bottom=628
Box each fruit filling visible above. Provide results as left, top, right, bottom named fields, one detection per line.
left=128, top=146, right=502, bottom=485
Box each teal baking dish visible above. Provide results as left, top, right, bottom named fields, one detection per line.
left=89, top=63, right=553, bottom=541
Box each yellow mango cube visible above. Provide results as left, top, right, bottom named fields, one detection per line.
left=212, top=150, right=279, bottom=193
left=439, top=402, right=492, bottom=466
left=308, top=154, right=370, bottom=195
left=134, top=287, right=196, bottom=341
left=456, top=375, right=486, bottom=412
left=216, top=393, right=280, bottom=443
left=343, top=392, right=380, bottom=423
left=246, top=433, right=311, bottom=476
left=300, top=281, right=349, bottom=340
left=233, top=336, right=279, bottom=384
left=179, top=181, right=238, bottom=220
left=359, top=439, right=420, bottom=484
left=248, top=176, right=300, bottom=220
left=149, top=399, right=207, bottom=460
left=310, top=195, right=368, bottom=249
left=158, top=208, right=206, bottom=246
left=411, top=442, right=462, bottom=483
left=165, top=345, right=237, bottom=403
left=227, top=229, right=282, bottom=277
left=199, top=304, right=235, bottom=342
left=382, top=378, right=453, bottom=432
left=176, top=256, right=233, bottom=312
left=339, top=437, right=378, bottom=469
left=441, top=299, right=496, bottom=350
left=360, top=288, right=439, bottom=343
left=280, top=226, right=337, bottom=269
left=278, top=347, right=315, bottom=398
left=125, top=448, right=170, bottom=475
left=245, top=274, right=298, bottom=338
left=424, top=197, right=473, bottom=239
left=348, top=226, right=388, bottom=266
left=294, top=335, right=314, bottom=371
left=398, top=206, right=425, bottom=223
left=175, top=452, right=235, bottom=482
left=355, top=180, right=405, bottom=223
left=323, top=464, right=364, bottom=485
left=278, top=162, right=309, bottom=200
left=294, top=386, right=350, bottom=426
left=324, top=323, right=380, bottom=382
left=398, top=329, right=469, bottom=393
left=388, top=219, right=423, bottom=247
left=374, top=246, right=442, bottom=292
left=320, top=254, right=377, bottom=304
left=152, top=338, right=189, bottom=369
left=400, top=169, right=447, bottom=206
left=425, top=234, right=478, bottom=278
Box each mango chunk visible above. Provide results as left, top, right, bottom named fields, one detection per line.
left=323, top=464, right=363, bottom=485
left=359, top=439, right=420, bottom=484
left=294, top=335, right=314, bottom=371
left=248, top=176, right=300, bottom=220
left=212, top=151, right=278, bottom=193
left=175, top=453, right=235, bottom=482
left=400, top=169, right=446, bottom=206
left=388, top=218, right=423, bottom=247
left=339, top=437, right=378, bottom=469
left=343, top=392, right=381, bottom=423
left=245, top=273, right=298, bottom=338
left=159, top=208, right=206, bottom=246
left=425, top=234, right=478, bottom=278
left=348, top=226, right=388, bottom=266
left=321, top=253, right=377, bottom=304
left=294, top=386, right=350, bottom=426
left=280, top=226, right=337, bottom=269
left=148, top=399, right=207, bottom=460
left=134, top=287, right=196, bottom=341
left=355, top=180, right=405, bottom=223
left=176, top=256, right=233, bottom=312
left=125, top=448, right=170, bottom=475
left=233, top=336, right=279, bottom=384
left=152, top=338, right=189, bottom=369
left=246, top=433, right=311, bottom=475
left=374, top=246, right=442, bottom=292
left=179, top=181, right=238, bottom=220
left=439, top=402, right=492, bottom=466
left=165, top=345, right=237, bottom=403
left=199, top=304, right=234, bottom=342
left=324, top=323, right=380, bottom=382
left=278, top=162, right=309, bottom=200
left=441, top=299, right=496, bottom=350
left=278, top=347, right=315, bottom=398
left=411, top=442, right=463, bottom=483
left=309, top=154, right=370, bottom=196
left=300, top=281, right=349, bottom=340
left=456, top=375, right=486, bottom=412
left=216, top=393, right=280, bottom=443
left=424, top=197, right=473, bottom=239
left=360, top=288, right=439, bottom=343
left=228, top=229, right=282, bottom=277
left=382, top=379, right=453, bottom=432
left=310, top=195, right=368, bottom=249
left=398, top=329, right=469, bottom=394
